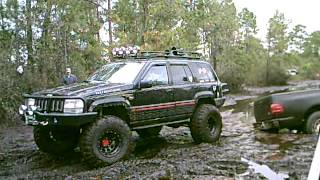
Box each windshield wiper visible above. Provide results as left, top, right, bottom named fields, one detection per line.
left=84, top=80, right=105, bottom=84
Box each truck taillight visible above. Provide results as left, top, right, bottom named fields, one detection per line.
left=270, top=103, right=284, bottom=114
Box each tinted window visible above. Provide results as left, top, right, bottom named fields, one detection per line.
left=183, top=65, right=193, bottom=81
left=170, top=65, right=193, bottom=85
left=142, top=65, right=168, bottom=85
left=189, top=62, right=217, bottom=82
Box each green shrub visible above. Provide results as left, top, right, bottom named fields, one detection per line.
left=267, top=63, right=290, bottom=85
left=218, top=63, right=246, bottom=92
left=244, top=61, right=289, bottom=86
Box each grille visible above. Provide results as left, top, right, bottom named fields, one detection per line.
left=35, top=99, right=64, bottom=112
left=35, top=99, right=48, bottom=111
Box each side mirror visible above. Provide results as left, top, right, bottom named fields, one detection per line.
left=183, top=76, right=193, bottom=82
left=221, top=83, right=230, bottom=94
left=140, top=81, right=153, bottom=89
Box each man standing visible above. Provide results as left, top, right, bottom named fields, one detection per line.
left=62, top=67, right=78, bottom=85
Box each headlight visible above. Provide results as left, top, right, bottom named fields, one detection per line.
left=64, top=99, right=84, bottom=113
left=25, top=98, right=35, bottom=107
left=19, top=105, right=27, bottom=115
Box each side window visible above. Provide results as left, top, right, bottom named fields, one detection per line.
left=189, top=62, right=217, bottom=82
left=183, top=66, right=193, bottom=81
left=142, top=65, right=168, bottom=85
left=203, top=63, right=216, bottom=81
left=170, top=64, right=193, bottom=85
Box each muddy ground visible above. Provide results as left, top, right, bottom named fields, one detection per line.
left=1, top=81, right=319, bottom=180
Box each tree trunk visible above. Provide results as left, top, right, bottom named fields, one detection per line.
left=39, top=0, right=52, bottom=86
left=140, top=0, right=148, bottom=46
left=108, top=0, right=112, bottom=46
left=13, top=0, right=20, bottom=64
left=0, top=0, right=4, bottom=31
left=41, top=1, right=52, bottom=46
left=96, top=5, right=100, bottom=41
left=210, top=38, right=218, bottom=71
left=64, top=30, right=68, bottom=67
left=266, top=43, right=271, bottom=86
left=26, top=0, right=33, bottom=68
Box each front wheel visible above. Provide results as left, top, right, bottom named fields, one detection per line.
left=305, top=111, right=320, bottom=134
left=33, top=126, right=79, bottom=155
left=190, top=104, right=222, bottom=143
left=79, top=116, right=133, bottom=167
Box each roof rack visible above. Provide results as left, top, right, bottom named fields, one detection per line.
left=138, top=49, right=202, bottom=59
left=111, top=46, right=203, bottom=60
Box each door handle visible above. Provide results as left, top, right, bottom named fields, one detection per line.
left=165, top=89, right=173, bottom=93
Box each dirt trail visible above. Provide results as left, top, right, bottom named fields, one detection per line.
left=1, top=81, right=319, bottom=179
left=0, top=108, right=317, bottom=179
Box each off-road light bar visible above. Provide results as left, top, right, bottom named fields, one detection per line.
left=112, top=46, right=140, bottom=57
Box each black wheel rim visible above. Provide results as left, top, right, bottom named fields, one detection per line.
left=98, top=130, right=122, bottom=157
left=208, top=116, right=216, bottom=134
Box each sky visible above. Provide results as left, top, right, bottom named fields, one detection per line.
left=100, top=0, right=320, bottom=44
left=233, top=0, right=320, bottom=42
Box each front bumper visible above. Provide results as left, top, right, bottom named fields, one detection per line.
left=21, top=110, right=97, bottom=126
left=214, top=97, right=226, bottom=108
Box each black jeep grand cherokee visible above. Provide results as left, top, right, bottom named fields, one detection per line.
left=19, top=49, right=229, bottom=167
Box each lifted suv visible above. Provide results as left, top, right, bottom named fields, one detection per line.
left=19, top=49, right=229, bottom=167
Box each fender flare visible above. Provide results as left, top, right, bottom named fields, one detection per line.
left=88, top=97, right=131, bottom=112
left=194, top=91, right=215, bottom=104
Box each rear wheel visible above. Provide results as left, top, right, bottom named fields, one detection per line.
left=33, top=126, right=79, bottom=155
left=305, top=111, right=320, bottom=134
left=190, top=104, right=222, bottom=143
left=137, top=126, right=162, bottom=139
left=79, top=116, right=133, bottom=167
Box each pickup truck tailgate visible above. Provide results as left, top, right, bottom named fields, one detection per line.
left=254, top=95, right=272, bottom=122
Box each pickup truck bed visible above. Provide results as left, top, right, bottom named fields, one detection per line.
left=254, top=89, right=320, bottom=133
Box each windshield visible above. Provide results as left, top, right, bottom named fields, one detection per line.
left=88, top=62, right=145, bottom=84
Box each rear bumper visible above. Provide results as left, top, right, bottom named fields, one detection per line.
left=21, top=111, right=97, bottom=126
left=254, top=116, right=296, bottom=130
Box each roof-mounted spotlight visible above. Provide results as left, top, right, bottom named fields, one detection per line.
left=112, top=45, right=140, bottom=58
left=120, top=47, right=126, bottom=55
left=171, top=47, right=178, bottom=55
left=112, top=47, right=119, bottom=56
left=125, top=47, right=130, bottom=55
left=127, top=46, right=133, bottom=53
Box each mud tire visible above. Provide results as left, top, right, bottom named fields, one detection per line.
left=190, top=104, right=222, bottom=143
left=305, top=111, right=320, bottom=134
left=79, top=116, right=132, bottom=167
left=137, top=126, right=162, bottom=139
left=33, top=126, right=79, bottom=155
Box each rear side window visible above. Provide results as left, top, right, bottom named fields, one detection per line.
left=189, top=62, right=217, bottom=82
left=170, top=64, right=193, bottom=85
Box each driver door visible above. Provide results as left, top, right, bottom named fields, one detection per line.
left=132, top=63, right=174, bottom=123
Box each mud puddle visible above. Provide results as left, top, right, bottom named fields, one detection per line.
left=0, top=98, right=318, bottom=179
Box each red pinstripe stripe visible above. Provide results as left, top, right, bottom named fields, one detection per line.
left=133, top=104, right=175, bottom=112
left=132, top=100, right=195, bottom=112
left=176, top=101, right=195, bottom=107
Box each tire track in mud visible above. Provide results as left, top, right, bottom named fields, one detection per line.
left=0, top=102, right=317, bottom=179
